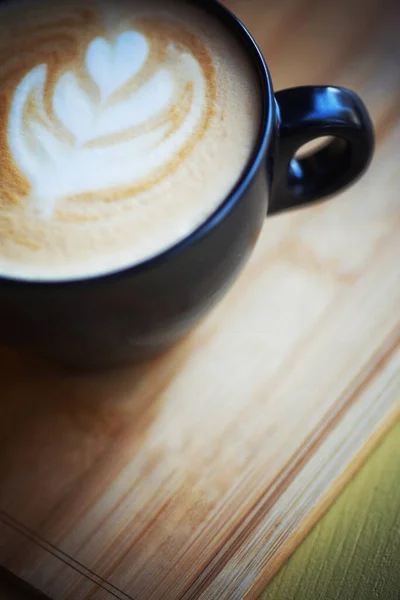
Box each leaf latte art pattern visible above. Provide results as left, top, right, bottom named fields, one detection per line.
left=7, top=28, right=211, bottom=218
left=0, top=0, right=259, bottom=280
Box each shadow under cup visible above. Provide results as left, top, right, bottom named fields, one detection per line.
left=0, top=0, right=374, bottom=369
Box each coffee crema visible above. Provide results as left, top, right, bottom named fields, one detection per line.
left=0, top=0, right=261, bottom=280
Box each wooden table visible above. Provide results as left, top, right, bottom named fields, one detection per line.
left=1, top=420, right=399, bottom=600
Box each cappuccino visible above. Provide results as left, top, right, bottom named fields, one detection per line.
left=0, top=0, right=261, bottom=280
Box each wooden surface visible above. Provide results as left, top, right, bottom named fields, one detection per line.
left=1, top=420, right=399, bottom=600
left=0, top=0, right=400, bottom=598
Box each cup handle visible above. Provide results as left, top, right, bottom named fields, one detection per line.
left=268, top=86, right=374, bottom=215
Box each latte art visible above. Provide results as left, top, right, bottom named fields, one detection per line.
left=8, top=23, right=211, bottom=218
left=0, top=0, right=260, bottom=280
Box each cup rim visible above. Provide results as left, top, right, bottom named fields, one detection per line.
left=0, top=0, right=274, bottom=288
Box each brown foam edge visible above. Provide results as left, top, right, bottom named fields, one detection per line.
left=245, top=404, right=400, bottom=600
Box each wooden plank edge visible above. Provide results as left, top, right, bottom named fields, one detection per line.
left=245, top=404, right=400, bottom=600
left=0, top=518, right=120, bottom=599
left=1, top=407, right=398, bottom=600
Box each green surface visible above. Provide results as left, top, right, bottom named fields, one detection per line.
left=261, top=419, right=400, bottom=600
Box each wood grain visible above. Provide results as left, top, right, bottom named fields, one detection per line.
left=261, top=420, right=400, bottom=600
left=0, top=0, right=399, bottom=599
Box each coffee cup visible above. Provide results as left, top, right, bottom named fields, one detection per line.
left=0, top=0, right=374, bottom=368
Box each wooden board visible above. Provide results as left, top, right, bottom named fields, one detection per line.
left=0, top=0, right=399, bottom=598
left=260, top=420, right=400, bottom=600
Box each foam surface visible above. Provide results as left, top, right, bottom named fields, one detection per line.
left=0, top=0, right=261, bottom=280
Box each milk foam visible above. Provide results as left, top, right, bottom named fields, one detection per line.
left=8, top=31, right=205, bottom=218
left=0, top=0, right=261, bottom=280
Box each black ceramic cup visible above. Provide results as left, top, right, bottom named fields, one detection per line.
left=0, top=0, right=374, bottom=368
